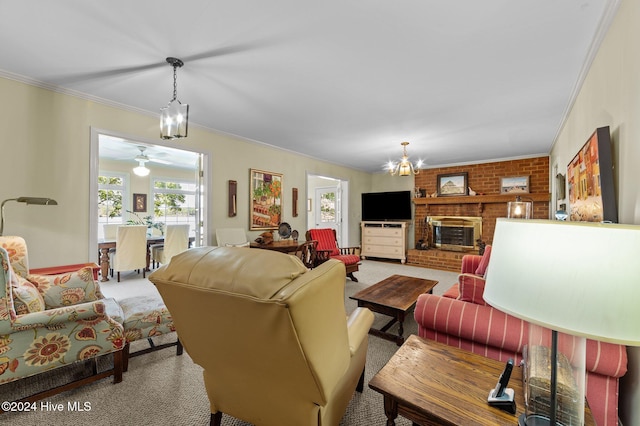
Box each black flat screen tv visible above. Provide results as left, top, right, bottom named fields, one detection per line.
left=361, top=190, right=412, bottom=221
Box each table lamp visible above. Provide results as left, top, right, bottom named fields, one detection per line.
left=484, top=218, right=640, bottom=425
left=507, top=196, right=532, bottom=219
left=0, top=197, right=58, bottom=236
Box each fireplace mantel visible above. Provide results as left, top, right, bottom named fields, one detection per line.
left=413, top=193, right=550, bottom=205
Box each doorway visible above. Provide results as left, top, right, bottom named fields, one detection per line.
left=306, top=173, right=349, bottom=246
left=88, top=127, right=211, bottom=262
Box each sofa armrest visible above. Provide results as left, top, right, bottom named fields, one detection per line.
left=10, top=300, right=110, bottom=331
left=461, top=254, right=482, bottom=274
left=414, top=293, right=527, bottom=356
left=27, top=266, right=104, bottom=308
left=346, top=307, right=374, bottom=356
left=414, top=294, right=628, bottom=378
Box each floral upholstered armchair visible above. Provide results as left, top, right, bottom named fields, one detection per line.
left=0, top=236, right=125, bottom=401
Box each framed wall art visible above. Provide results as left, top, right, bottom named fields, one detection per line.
left=437, top=172, right=468, bottom=196
left=500, top=176, right=530, bottom=194
left=567, top=126, right=617, bottom=222
left=133, top=193, right=147, bottom=212
left=250, top=169, right=283, bottom=230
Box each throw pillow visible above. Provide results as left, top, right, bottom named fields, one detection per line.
left=474, top=245, right=492, bottom=276
left=458, top=274, right=487, bottom=306
left=11, top=275, right=46, bottom=314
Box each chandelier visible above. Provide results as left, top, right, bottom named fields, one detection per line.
left=386, top=142, right=423, bottom=176
left=160, top=57, right=189, bottom=139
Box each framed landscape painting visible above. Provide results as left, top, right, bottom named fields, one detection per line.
left=500, top=176, right=530, bottom=194
left=437, top=172, right=468, bottom=196
left=250, top=169, right=282, bottom=230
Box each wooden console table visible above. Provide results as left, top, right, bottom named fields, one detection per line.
left=369, top=335, right=595, bottom=426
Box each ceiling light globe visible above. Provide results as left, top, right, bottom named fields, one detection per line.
left=133, top=165, right=150, bottom=177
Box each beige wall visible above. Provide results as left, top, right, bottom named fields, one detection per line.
left=0, top=76, right=372, bottom=268
left=549, top=0, right=639, bottom=423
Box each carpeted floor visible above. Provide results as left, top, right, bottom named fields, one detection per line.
left=0, top=259, right=457, bottom=426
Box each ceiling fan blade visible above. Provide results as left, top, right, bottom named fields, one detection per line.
left=50, top=38, right=281, bottom=85
left=181, top=42, right=269, bottom=63
left=149, top=158, right=172, bottom=165
left=52, top=61, right=168, bottom=85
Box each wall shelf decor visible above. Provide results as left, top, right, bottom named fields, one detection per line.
left=228, top=180, right=237, bottom=217
left=292, top=188, right=299, bottom=217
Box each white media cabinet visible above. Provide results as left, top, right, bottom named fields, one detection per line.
left=360, top=221, right=408, bottom=263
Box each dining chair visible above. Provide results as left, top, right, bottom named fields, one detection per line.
left=215, top=227, right=250, bottom=247
left=103, top=223, right=119, bottom=240
left=113, top=225, right=147, bottom=282
left=103, top=223, right=119, bottom=276
left=151, top=224, right=190, bottom=268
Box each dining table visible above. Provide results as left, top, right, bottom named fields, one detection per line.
left=98, top=236, right=195, bottom=282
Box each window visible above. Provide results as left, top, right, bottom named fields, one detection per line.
left=98, top=173, right=127, bottom=239
left=153, top=178, right=196, bottom=235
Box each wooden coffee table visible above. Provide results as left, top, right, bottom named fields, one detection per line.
left=349, top=274, right=437, bottom=345
left=369, top=335, right=595, bottom=426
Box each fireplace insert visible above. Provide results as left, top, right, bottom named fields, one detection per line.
left=430, top=216, right=482, bottom=251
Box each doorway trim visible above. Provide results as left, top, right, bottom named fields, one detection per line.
left=89, top=127, right=212, bottom=263
left=306, top=172, right=350, bottom=246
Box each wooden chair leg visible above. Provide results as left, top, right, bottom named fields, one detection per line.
left=348, top=272, right=358, bottom=282
left=122, top=343, right=130, bottom=373
left=113, top=349, right=124, bottom=383
left=117, top=272, right=121, bottom=282
left=210, top=412, right=222, bottom=426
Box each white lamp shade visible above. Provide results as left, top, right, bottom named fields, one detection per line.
left=484, top=218, right=640, bottom=346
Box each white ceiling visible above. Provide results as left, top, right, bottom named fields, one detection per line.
left=0, top=0, right=618, bottom=173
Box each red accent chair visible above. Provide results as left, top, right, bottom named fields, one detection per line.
left=414, top=247, right=627, bottom=426
left=306, top=229, right=360, bottom=282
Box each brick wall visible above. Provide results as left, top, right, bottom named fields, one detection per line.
left=408, top=156, right=550, bottom=271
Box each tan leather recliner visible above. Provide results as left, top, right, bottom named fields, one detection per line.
left=149, top=246, right=374, bottom=426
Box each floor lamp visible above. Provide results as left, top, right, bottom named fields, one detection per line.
left=0, top=197, right=58, bottom=236
left=484, top=218, right=640, bottom=425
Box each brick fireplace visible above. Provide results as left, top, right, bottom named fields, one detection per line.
left=408, top=156, right=550, bottom=272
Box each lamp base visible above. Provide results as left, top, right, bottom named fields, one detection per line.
left=518, top=414, right=560, bottom=425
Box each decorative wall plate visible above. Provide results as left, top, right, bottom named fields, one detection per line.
left=278, top=222, right=292, bottom=239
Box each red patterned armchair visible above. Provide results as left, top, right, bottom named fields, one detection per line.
left=414, top=247, right=628, bottom=426
left=306, top=228, right=360, bottom=282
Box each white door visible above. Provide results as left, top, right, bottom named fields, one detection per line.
left=314, top=186, right=341, bottom=245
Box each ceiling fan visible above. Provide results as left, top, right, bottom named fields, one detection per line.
left=135, top=146, right=171, bottom=165
left=51, top=40, right=280, bottom=85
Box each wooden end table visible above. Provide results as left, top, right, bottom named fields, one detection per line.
left=368, top=335, right=595, bottom=426
left=349, top=274, right=437, bottom=345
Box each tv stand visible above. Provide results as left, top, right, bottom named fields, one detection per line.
left=361, top=221, right=408, bottom=263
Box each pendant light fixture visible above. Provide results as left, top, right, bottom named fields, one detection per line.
left=386, top=142, right=424, bottom=176
left=160, top=57, right=189, bottom=139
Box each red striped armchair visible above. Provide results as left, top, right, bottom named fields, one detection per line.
left=414, top=248, right=628, bottom=426
left=306, top=228, right=360, bottom=282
